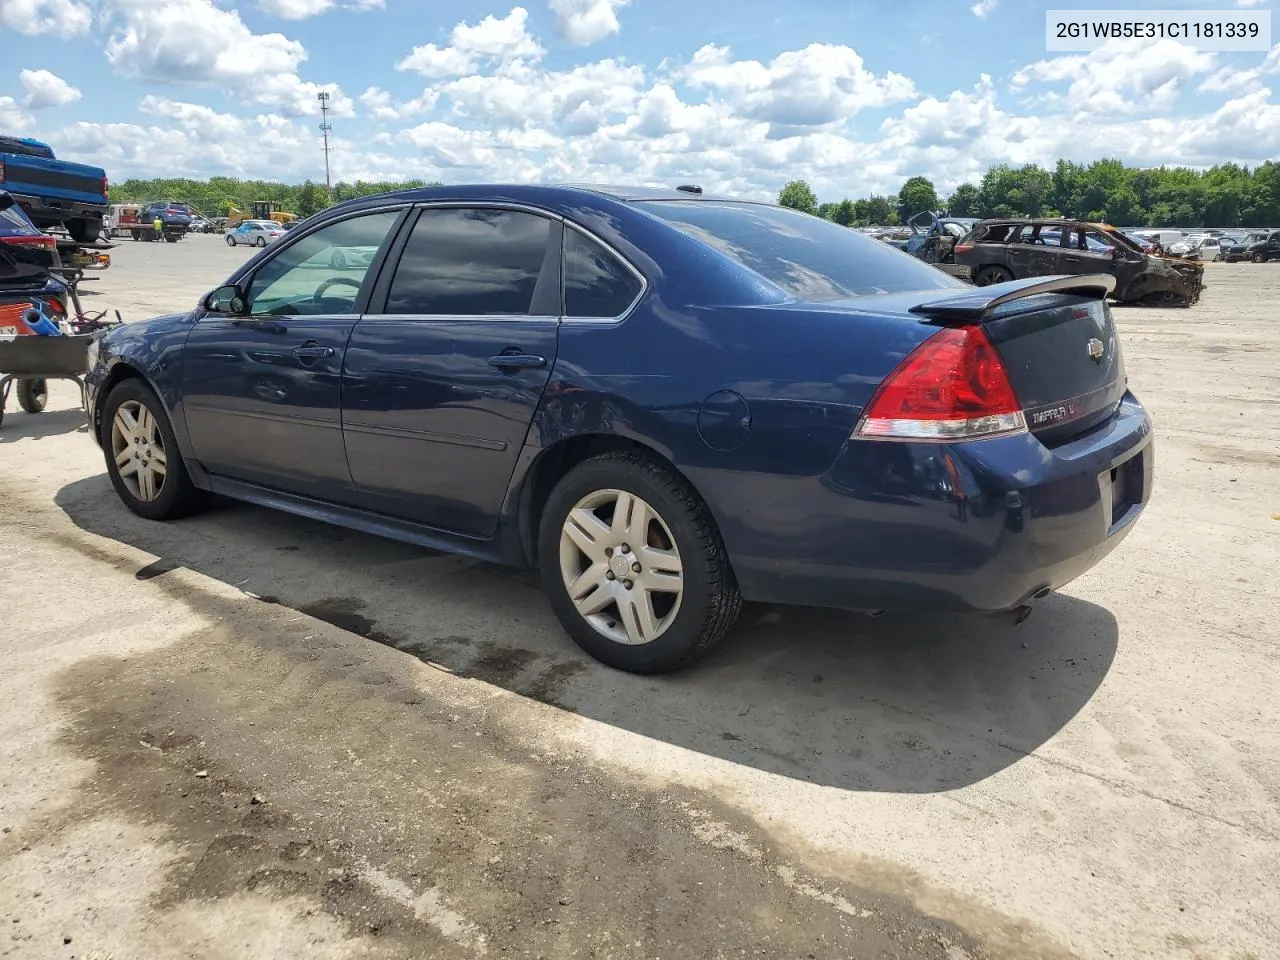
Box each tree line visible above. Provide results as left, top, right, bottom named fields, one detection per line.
left=109, top=177, right=440, bottom=219
left=112, top=157, right=1280, bottom=229
left=779, top=158, right=1280, bottom=228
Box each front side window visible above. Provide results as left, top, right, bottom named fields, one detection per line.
left=245, top=209, right=400, bottom=316
left=385, top=208, right=554, bottom=316
left=563, top=228, right=643, bottom=318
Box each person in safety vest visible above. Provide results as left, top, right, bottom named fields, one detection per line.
left=153, top=215, right=164, bottom=236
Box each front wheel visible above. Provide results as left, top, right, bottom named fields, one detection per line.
left=226, top=235, right=236, bottom=246
left=102, top=379, right=205, bottom=521
left=538, top=451, right=741, bottom=673
left=17, top=378, right=48, bottom=414
left=974, top=265, right=1014, bottom=286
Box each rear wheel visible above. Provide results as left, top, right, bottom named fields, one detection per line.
left=102, top=379, right=204, bottom=521
left=538, top=451, right=741, bottom=674
left=975, top=265, right=1013, bottom=286
left=1252, top=252, right=1265, bottom=263
left=256, top=236, right=267, bottom=248
left=17, top=379, right=48, bottom=414
left=67, top=218, right=102, bottom=243
left=330, top=249, right=347, bottom=268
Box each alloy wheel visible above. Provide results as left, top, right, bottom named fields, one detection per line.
left=558, top=489, right=684, bottom=646
left=110, top=399, right=168, bottom=502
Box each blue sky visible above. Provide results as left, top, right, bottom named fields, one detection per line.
left=1, top=0, right=1277, bottom=199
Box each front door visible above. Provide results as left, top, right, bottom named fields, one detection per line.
left=182, top=208, right=404, bottom=499
left=342, top=206, right=562, bottom=537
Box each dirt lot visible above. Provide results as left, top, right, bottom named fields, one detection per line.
left=1, top=235, right=1277, bottom=960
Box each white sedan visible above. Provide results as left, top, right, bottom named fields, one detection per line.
left=226, top=220, right=286, bottom=248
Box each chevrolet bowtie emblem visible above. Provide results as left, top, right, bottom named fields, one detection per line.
left=1087, top=338, right=1105, bottom=361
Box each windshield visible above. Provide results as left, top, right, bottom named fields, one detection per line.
left=638, top=200, right=962, bottom=300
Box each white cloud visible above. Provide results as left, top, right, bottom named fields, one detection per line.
left=549, top=0, right=629, bottom=46
left=970, top=0, right=998, bottom=18
left=0, top=0, right=92, bottom=36
left=1010, top=39, right=1215, bottom=115
left=0, top=97, right=33, bottom=130
left=1234, top=0, right=1267, bottom=7
left=100, top=0, right=354, bottom=118
left=680, top=43, right=917, bottom=128
left=359, top=85, right=438, bottom=121
left=19, top=69, right=82, bottom=110
left=397, top=7, right=543, bottom=76
left=256, top=0, right=386, bottom=18
left=1199, top=42, right=1280, bottom=94
left=258, top=0, right=334, bottom=18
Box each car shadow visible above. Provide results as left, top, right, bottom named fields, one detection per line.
left=0, top=406, right=89, bottom=443
left=55, top=474, right=1118, bottom=794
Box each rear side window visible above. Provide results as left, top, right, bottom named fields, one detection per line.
left=563, top=228, right=643, bottom=318
left=386, top=208, right=554, bottom=316
left=640, top=201, right=960, bottom=300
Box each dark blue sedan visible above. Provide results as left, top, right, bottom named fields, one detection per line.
left=84, top=184, right=1153, bottom=673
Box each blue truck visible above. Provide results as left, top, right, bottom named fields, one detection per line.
left=0, top=135, right=108, bottom=243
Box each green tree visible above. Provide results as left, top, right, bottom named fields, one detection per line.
left=897, top=176, right=939, bottom=218
left=946, top=184, right=981, bottom=217
left=778, top=179, right=819, bottom=214
left=863, top=195, right=895, bottom=225
left=832, top=198, right=857, bottom=226
left=816, top=201, right=838, bottom=221
left=296, top=180, right=326, bottom=218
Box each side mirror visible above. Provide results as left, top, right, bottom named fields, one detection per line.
left=204, top=283, right=247, bottom=315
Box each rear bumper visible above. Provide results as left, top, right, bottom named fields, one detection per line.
left=13, top=192, right=106, bottom=223
left=713, top=394, right=1153, bottom=613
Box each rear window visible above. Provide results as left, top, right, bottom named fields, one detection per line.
left=638, top=200, right=961, bottom=300
left=0, top=204, right=38, bottom=235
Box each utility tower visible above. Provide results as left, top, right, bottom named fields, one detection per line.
left=317, top=91, right=333, bottom=191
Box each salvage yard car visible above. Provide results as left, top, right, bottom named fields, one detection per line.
left=226, top=219, right=286, bottom=247
left=83, top=185, right=1154, bottom=673
left=954, top=218, right=1204, bottom=306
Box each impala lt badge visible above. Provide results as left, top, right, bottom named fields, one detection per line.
left=1087, top=337, right=1105, bottom=361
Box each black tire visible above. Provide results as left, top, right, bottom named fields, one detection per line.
left=164, top=233, right=179, bottom=243
left=974, top=265, right=1013, bottom=286
left=331, top=250, right=346, bottom=268
left=17, top=378, right=48, bottom=414
left=256, top=236, right=267, bottom=248
left=537, top=451, right=741, bottom=673
left=67, top=218, right=102, bottom=243
left=100, top=379, right=205, bottom=521
left=1252, top=252, right=1264, bottom=263
left=226, top=235, right=236, bottom=247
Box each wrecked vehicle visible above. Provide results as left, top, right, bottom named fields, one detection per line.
left=902, top=211, right=976, bottom=280
left=952, top=219, right=1204, bottom=306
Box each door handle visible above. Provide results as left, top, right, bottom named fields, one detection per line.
left=486, top=353, right=546, bottom=370
left=293, top=343, right=335, bottom=359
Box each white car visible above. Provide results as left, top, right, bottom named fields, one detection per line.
left=226, top=220, right=285, bottom=248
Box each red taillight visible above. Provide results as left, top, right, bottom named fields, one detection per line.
left=953, top=242, right=974, bottom=254
left=0, top=234, right=57, bottom=249
left=47, top=296, right=65, bottom=318
left=855, top=326, right=1026, bottom=441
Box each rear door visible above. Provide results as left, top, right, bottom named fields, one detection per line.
left=342, top=205, right=562, bottom=537
left=181, top=207, right=404, bottom=500
left=1052, top=226, right=1117, bottom=278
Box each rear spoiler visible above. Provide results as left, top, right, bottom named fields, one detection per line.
left=909, top=274, right=1116, bottom=322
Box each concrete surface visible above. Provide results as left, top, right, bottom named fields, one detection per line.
left=1, top=234, right=1277, bottom=960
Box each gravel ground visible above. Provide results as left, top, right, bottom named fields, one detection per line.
left=1, top=234, right=1277, bottom=960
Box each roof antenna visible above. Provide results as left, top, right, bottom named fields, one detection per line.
left=676, top=184, right=703, bottom=195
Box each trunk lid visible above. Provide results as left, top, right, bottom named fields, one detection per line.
left=909, top=275, right=1126, bottom=445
